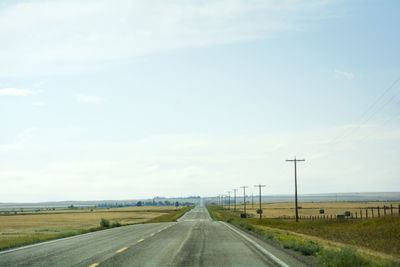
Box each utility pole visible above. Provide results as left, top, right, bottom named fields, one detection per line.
left=254, top=184, right=266, bottom=220
left=233, top=189, right=238, bottom=211
left=241, top=186, right=248, bottom=216
left=227, top=191, right=231, bottom=210
left=286, top=157, right=305, bottom=222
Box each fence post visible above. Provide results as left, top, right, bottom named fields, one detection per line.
left=390, top=204, right=393, bottom=216
left=355, top=212, right=358, bottom=219
left=372, top=207, right=374, bottom=218
left=384, top=205, right=387, bottom=216
left=398, top=204, right=400, bottom=216
left=366, top=209, right=368, bottom=219
left=378, top=206, right=380, bottom=217
left=360, top=209, right=363, bottom=219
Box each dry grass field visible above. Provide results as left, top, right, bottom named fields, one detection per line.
left=230, top=202, right=400, bottom=218
left=0, top=206, right=181, bottom=250
left=208, top=205, right=400, bottom=266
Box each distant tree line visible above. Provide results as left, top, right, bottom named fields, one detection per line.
left=96, top=200, right=194, bottom=208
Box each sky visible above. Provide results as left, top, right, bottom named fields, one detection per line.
left=1, top=0, right=400, bottom=202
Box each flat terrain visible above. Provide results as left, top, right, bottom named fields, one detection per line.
left=0, top=206, right=179, bottom=250
left=209, top=205, right=400, bottom=260
left=232, top=201, right=400, bottom=218
left=0, top=206, right=307, bottom=267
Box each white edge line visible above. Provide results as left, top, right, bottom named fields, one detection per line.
left=0, top=226, right=120, bottom=255
left=221, top=222, right=290, bottom=267
left=0, top=222, right=173, bottom=255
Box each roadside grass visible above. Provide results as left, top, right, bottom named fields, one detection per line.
left=233, top=202, right=400, bottom=219
left=147, top=206, right=193, bottom=223
left=253, top=216, right=400, bottom=256
left=0, top=206, right=193, bottom=251
left=207, top=205, right=400, bottom=267
left=0, top=227, right=106, bottom=251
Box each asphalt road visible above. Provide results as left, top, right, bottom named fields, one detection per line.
left=0, top=206, right=307, bottom=266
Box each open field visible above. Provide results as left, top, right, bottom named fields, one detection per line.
left=207, top=205, right=400, bottom=266
left=0, top=206, right=188, bottom=250
left=230, top=201, right=400, bottom=218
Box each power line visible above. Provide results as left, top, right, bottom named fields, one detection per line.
left=311, top=75, right=400, bottom=157
left=254, top=184, right=266, bottom=220
left=233, top=189, right=238, bottom=211
left=241, top=186, right=248, bottom=216
left=286, top=157, right=305, bottom=222
left=226, top=191, right=231, bottom=210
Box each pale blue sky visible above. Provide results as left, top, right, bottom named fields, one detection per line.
left=1, top=0, right=399, bottom=202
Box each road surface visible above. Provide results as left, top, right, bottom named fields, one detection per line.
left=0, top=206, right=307, bottom=266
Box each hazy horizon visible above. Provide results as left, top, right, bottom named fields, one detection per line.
left=1, top=0, right=399, bottom=202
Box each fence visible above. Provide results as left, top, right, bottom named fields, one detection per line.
left=277, top=204, right=400, bottom=221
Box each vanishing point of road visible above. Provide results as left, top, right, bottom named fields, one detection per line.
left=0, top=205, right=307, bottom=266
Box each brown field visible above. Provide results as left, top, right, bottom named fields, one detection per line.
left=0, top=206, right=181, bottom=249
left=229, top=201, right=400, bottom=218
left=208, top=205, right=400, bottom=265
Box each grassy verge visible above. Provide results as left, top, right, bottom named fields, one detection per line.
left=207, top=205, right=400, bottom=267
left=0, top=225, right=111, bottom=251
left=0, top=206, right=193, bottom=251
left=147, top=206, right=193, bottom=223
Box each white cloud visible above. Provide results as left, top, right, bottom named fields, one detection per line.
left=334, top=69, right=354, bottom=80
left=1, top=124, right=399, bottom=202
left=32, top=101, right=46, bottom=106
left=0, top=87, right=40, bottom=96
left=75, top=94, right=104, bottom=103
left=0, top=0, right=334, bottom=76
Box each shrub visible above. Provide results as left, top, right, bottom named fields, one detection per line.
left=111, top=221, right=121, bottom=227
left=278, top=235, right=321, bottom=256
left=100, top=218, right=110, bottom=228
left=317, top=247, right=371, bottom=267
left=239, top=221, right=255, bottom=231
left=296, top=241, right=321, bottom=256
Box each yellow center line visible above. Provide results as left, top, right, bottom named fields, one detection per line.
left=137, top=238, right=145, bottom=243
left=88, top=263, right=99, bottom=267
left=149, top=233, right=155, bottom=237
left=157, top=229, right=162, bottom=232
left=116, top=247, right=128, bottom=253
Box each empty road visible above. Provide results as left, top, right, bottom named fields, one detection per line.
left=0, top=206, right=307, bottom=266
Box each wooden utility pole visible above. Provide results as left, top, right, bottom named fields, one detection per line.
left=227, top=191, right=231, bottom=210
left=254, top=184, right=266, bottom=220
left=233, top=189, right=238, bottom=211
left=286, top=157, right=305, bottom=222
left=241, top=186, right=248, bottom=216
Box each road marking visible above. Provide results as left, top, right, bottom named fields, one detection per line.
left=0, top=224, right=123, bottom=255
left=157, top=229, right=162, bottom=232
left=149, top=233, right=155, bottom=237
left=116, top=247, right=128, bottom=253
left=88, top=263, right=99, bottom=267
left=221, top=222, right=290, bottom=267
left=137, top=238, right=145, bottom=243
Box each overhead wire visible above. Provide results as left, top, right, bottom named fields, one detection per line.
left=308, top=75, right=400, bottom=158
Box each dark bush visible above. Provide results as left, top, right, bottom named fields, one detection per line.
left=111, top=221, right=121, bottom=227
left=100, top=218, right=110, bottom=228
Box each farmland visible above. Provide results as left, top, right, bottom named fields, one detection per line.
left=207, top=203, right=400, bottom=266
left=231, top=201, right=400, bottom=219
left=0, top=206, right=188, bottom=250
